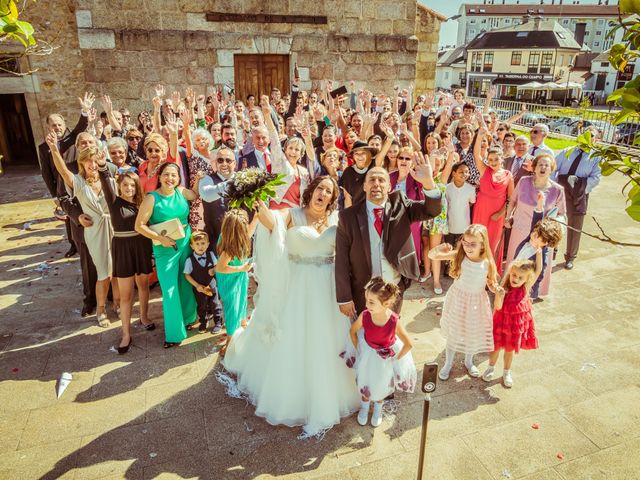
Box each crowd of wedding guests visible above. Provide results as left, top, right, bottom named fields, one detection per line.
left=37, top=79, right=602, bottom=357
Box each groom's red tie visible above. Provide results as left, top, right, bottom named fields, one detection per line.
left=373, top=208, right=384, bottom=237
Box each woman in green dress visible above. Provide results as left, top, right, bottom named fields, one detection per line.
left=136, top=154, right=199, bottom=348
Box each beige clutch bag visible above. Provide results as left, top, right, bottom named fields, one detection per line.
left=149, top=218, right=185, bottom=246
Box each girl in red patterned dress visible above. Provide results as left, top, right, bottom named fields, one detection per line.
left=482, top=253, right=542, bottom=388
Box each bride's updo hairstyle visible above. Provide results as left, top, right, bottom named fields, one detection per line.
left=301, top=175, right=339, bottom=214
left=365, top=276, right=401, bottom=304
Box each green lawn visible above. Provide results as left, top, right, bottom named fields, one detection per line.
left=512, top=128, right=577, bottom=151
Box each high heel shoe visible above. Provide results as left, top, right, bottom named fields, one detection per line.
left=141, top=321, right=156, bottom=331
left=163, top=341, right=181, bottom=349
left=117, top=337, right=133, bottom=355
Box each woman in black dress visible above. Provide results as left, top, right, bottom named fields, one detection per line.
left=98, top=157, right=154, bottom=354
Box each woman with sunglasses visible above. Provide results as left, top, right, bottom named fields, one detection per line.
left=125, top=129, right=144, bottom=168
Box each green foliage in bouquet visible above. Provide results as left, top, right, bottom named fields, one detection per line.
left=224, top=168, right=287, bottom=209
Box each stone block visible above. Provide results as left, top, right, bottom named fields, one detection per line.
left=393, top=19, right=416, bottom=36
left=375, top=35, right=404, bottom=52
left=344, top=63, right=372, bottom=81
left=263, top=23, right=293, bottom=35
left=186, top=67, right=213, bottom=85
left=149, top=31, right=185, bottom=51
left=126, top=10, right=161, bottom=30
left=298, top=66, right=310, bottom=81
left=164, top=50, right=198, bottom=68
left=184, top=32, right=208, bottom=50
left=162, top=68, right=186, bottom=84
left=344, top=1, right=363, bottom=18
left=85, top=67, right=131, bottom=83
left=217, top=50, right=235, bottom=67
left=105, top=81, right=145, bottom=100
left=197, top=51, right=216, bottom=67
left=160, top=13, right=187, bottom=30
left=254, top=36, right=292, bottom=55
left=394, top=51, right=417, bottom=65
left=186, top=12, right=211, bottom=30
left=376, top=1, right=406, bottom=20
left=77, top=29, right=115, bottom=50
left=120, top=30, right=150, bottom=51
left=397, top=64, right=415, bottom=79
left=406, top=35, right=419, bottom=52
left=134, top=68, right=162, bottom=83
left=75, top=10, right=92, bottom=28
left=360, top=52, right=394, bottom=66
left=370, top=21, right=394, bottom=35
left=348, top=35, right=376, bottom=52
left=291, top=35, right=327, bottom=53
left=371, top=65, right=397, bottom=81
left=327, top=35, right=348, bottom=52
left=309, top=63, right=335, bottom=80
left=336, top=19, right=361, bottom=35
left=214, top=66, right=234, bottom=85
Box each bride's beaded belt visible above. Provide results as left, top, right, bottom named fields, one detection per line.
left=288, top=254, right=335, bottom=265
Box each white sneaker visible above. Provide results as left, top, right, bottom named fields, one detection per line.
left=357, top=402, right=370, bottom=426
left=438, top=366, right=451, bottom=381
left=482, top=367, right=495, bottom=382
left=503, top=371, right=513, bottom=388
left=466, top=364, right=480, bottom=378
left=371, top=403, right=383, bottom=427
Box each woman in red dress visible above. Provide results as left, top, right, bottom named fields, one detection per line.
left=472, top=128, right=514, bottom=270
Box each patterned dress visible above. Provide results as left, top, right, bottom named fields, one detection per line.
left=187, top=152, right=213, bottom=229
left=427, top=177, right=449, bottom=235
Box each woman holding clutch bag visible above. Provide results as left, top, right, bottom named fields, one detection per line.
left=136, top=161, right=199, bottom=348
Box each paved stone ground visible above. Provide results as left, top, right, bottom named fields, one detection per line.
left=0, top=167, right=639, bottom=480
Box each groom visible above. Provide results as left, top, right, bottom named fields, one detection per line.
left=335, top=162, right=442, bottom=319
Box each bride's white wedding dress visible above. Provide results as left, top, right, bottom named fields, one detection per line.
left=223, top=207, right=360, bottom=436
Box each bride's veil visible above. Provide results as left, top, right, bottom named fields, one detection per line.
left=251, top=211, right=289, bottom=343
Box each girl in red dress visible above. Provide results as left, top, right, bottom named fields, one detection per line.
left=482, top=252, right=542, bottom=388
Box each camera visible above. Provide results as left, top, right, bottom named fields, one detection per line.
left=422, top=362, right=438, bottom=394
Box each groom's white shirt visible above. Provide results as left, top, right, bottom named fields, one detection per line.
left=366, top=200, right=401, bottom=285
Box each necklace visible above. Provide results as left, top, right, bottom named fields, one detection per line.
left=305, top=208, right=329, bottom=233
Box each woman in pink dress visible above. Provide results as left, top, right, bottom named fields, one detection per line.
left=472, top=131, right=514, bottom=269
left=505, top=153, right=566, bottom=296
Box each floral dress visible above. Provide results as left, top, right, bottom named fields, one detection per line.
left=187, top=152, right=213, bottom=229
left=426, top=178, right=449, bottom=235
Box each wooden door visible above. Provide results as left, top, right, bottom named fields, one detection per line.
left=233, top=54, right=290, bottom=102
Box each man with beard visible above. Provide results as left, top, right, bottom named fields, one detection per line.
left=219, top=123, right=240, bottom=159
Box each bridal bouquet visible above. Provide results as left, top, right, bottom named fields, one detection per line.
left=224, top=168, right=286, bottom=209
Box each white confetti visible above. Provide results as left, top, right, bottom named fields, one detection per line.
left=21, top=222, right=33, bottom=231
left=108, top=346, right=118, bottom=354
left=580, top=362, right=597, bottom=372
left=149, top=452, right=157, bottom=458
left=501, top=469, right=512, bottom=479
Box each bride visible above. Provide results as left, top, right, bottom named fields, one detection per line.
left=222, top=175, right=360, bottom=436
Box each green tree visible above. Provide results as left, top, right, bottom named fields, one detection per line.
left=0, top=0, right=35, bottom=47
left=575, top=3, right=640, bottom=222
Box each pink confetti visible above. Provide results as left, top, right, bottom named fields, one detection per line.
left=556, top=452, right=565, bottom=460
left=11, top=368, right=19, bottom=373
left=531, top=423, right=540, bottom=430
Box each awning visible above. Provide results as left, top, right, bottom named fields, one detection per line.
left=516, top=81, right=544, bottom=89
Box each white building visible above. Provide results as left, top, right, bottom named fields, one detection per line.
left=583, top=50, right=639, bottom=104
left=456, top=2, right=620, bottom=53
left=436, top=45, right=467, bottom=90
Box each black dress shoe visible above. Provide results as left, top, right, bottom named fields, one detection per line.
left=64, top=245, right=78, bottom=258
left=565, top=261, right=574, bottom=270
left=141, top=321, right=156, bottom=331
left=81, top=304, right=95, bottom=317
left=117, top=338, right=133, bottom=354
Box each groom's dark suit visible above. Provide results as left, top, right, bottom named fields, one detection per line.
left=335, top=190, right=442, bottom=314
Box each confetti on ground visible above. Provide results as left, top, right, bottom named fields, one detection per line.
left=11, top=368, right=19, bottom=373
left=556, top=452, right=565, bottom=460
left=33, top=262, right=51, bottom=273
left=531, top=423, right=540, bottom=430
left=108, top=346, right=118, bottom=354
left=149, top=452, right=157, bottom=458
left=580, top=363, right=597, bottom=372
left=243, top=421, right=254, bottom=433
left=501, top=469, right=512, bottom=478
left=22, top=222, right=33, bottom=231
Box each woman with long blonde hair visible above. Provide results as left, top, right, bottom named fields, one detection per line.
left=428, top=224, right=498, bottom=381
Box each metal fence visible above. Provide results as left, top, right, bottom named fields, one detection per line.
left=467, top=96, right=640, bottom=148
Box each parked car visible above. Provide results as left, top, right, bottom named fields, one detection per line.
left=616, top=122, right=640, bottom=146
left=551, top=119, right=616, bottom=143
left=519, top=111, right=549, bottom=126
left=548, top=117, right=580, bottom=132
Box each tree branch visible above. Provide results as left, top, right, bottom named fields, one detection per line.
left=551, top=217, right=640, bottom=248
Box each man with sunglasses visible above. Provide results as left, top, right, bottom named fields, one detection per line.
left=199, top=146, right=237, bottom=246
left=528, top=124, right=554, bottom=157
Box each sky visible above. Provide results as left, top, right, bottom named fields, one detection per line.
left=419, top=0, right=614, bottom=48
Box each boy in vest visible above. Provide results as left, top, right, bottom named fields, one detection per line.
left=184, top=231, right=224, bottom=333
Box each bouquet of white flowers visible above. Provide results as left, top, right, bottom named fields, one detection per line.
left=224, top=168, right=286, bottom=209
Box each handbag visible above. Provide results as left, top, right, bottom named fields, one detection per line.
left=149, top=218, right=185, bottom=246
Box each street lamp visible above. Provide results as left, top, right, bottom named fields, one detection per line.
left=564, top=63, right=574, bottom=107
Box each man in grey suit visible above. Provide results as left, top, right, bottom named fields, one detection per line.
left=503, top=135, right=534, bottom=187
